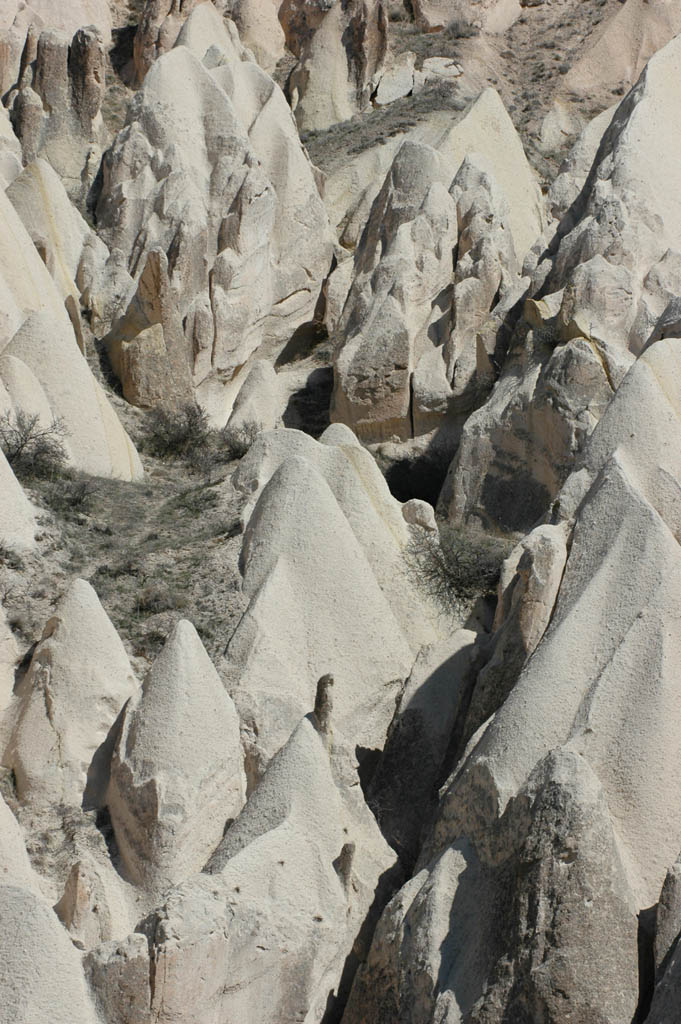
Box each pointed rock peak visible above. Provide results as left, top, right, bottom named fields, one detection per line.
left=5, top=578, right=137, bottom=809
left=175, top=2, right=246, bottom=65
left=40, top=578, right=128, bottom=652
left=108, top=619, right=244, bottom=887
left=143, top=618, right=219, bottom=706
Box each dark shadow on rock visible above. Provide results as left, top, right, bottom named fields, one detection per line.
left=13, top=641, right=37, bottom=693
left=282, top=366, right=333, bottom=437
left=320, top=859, right=404, bottom=1024
left=275, top=321, right=328, bottom=368
left=82, top=701, right=127, bottom=811
left=367, top=638, right=484, bottom=873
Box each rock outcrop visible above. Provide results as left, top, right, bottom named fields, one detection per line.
left=541, top=33, right=681, bottom=355
left=331, top=136, right=530, bottom=443
left=97, top=4, right=334, bottom=420
left=227, top=425, right=441, bottom=781
left=113, top=713, right=396, bottom=1023
left=323, top=86, right=545, bottom=257
left=8, top=25, right=108, bottom=210
left=279, top=0, right=388, bottom=131
left=347, top=334, right=681, bottom=1022
left=0, top=184, right=143, bottom=479
left=107, top=620, right=245, bottom=889
left=0, top=0, right=112, bottom=97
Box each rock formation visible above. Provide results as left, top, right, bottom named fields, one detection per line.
left=279, top=0, right=388, bottom=131
left=107, top=620, right=245, bottom=888
left=97, top=3, right=334, bottom=419
left=9, top=24, right=109, bottom=210
left=226, top=424, right=442, bottom=781
left=3, top=579, right=137, bottom=810
left=1, top=3, right=681, bottom=1022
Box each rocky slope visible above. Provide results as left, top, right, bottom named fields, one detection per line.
left=3, top=1, right=681, bottom=1022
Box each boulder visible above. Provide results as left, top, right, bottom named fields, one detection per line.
left=0, top=885, right=100, bottom=1024
left=9, top=26, right=109, bottom=211
left=374, top=51, right=417, bottom=106
left=107, top=620, right=245, bottom=890
left=3, top=579, right=138, bottom=811
left=280, top=0, right=388, bottom=131
left=413, top=0, right=520, bottom=33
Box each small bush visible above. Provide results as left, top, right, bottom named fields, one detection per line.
left=142, top=404, right=210, bottom=461
left=136, top=584, right=188, bottom=616
left=41, top=476, right=98, bottom=520
left=172, top=485, right=221, bottom=516
left=219, top=421, right=260, bottom=462
left=407, top=522, right=511, bottom=613
left=389, top=6, right=409, bottom=22
left=446, top=18, right=480, bottom=39
left=0, top=542, right=25, bottom=572
left=0, top=410, right=68, bottom=479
